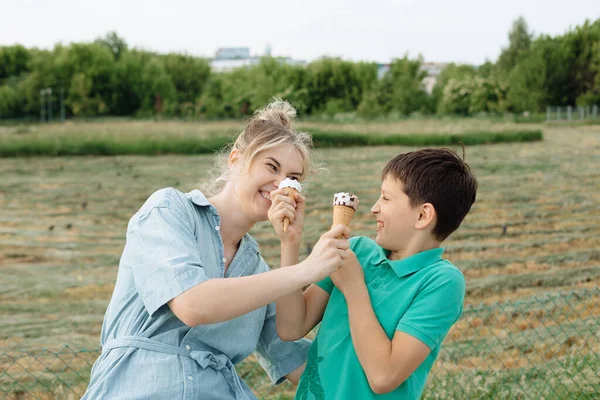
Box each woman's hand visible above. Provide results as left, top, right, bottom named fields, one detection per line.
left=302, top=224, right=351, bottom=282
left=268, top=188, right=305, bottom=244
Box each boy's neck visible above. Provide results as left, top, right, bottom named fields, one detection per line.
left=387, top=236, right=441, bottom=261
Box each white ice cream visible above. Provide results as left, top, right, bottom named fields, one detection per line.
left=278, top=178, right=302, bottom=193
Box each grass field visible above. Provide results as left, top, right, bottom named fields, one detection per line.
left=0, top=118, right=542, bottom=156
left=1, top=120, right=599, bottom=398
left=0, top=117, right=542, bottom=139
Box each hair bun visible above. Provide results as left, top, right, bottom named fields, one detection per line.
left=254, top=98, right=296, bottom=129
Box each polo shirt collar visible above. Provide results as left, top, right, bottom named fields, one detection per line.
left=372, top=247, right=445, bottom=278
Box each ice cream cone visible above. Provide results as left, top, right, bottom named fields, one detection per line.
left=333, top=205, right=356, bottom=238
left=278, top=178, right=303, bottom=233
left=282, top=187, right=299, bottom=232
left=332, top=192, right=359, bottom=238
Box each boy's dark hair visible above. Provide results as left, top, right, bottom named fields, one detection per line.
left=382, top=148, right=478, bottom=241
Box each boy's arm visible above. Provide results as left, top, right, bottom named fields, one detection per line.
left=345, top=286, right=430, bottom=394
left=332, top=253, right=464, bottom=395
left=275, top=241, right=331, bottom=341
left=276, top=284, right=330, bottom=341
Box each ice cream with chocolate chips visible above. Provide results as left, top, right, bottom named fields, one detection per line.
left=332, top=192, right=359, bottom=238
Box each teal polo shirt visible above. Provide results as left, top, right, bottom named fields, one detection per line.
left=296, top=236, right=465, bottom=400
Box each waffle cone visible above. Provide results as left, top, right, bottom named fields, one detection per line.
left=282, top=188, right=299, bottom=232
left=332, top=205, right=355, bottom=238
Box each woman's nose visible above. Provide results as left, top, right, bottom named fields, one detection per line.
left=274, top=176, right=285, bottom=190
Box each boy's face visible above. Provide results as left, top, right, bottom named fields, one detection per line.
left=370, top=176, right=421, bottom=251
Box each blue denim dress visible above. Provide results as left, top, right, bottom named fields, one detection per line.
left=82, top=188, right=310, bottom=399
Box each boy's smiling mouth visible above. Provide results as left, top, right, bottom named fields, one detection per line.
left=376, top=220, right=384, bottom=231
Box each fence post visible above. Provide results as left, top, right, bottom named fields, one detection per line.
left=60, top=88, right=65, bottom=122
left=546, top=106, right=550, bottom=122
left=557, top=107, right=561, bottom=120
left=578, top=106, right=584, bottom=120
left=567, top=105, right=572, bottom=121
left=47, top=88, right=53, bottom=122
left=40, top=89, right=46, bottom=122
left=593, top=105, right=598, bottom=119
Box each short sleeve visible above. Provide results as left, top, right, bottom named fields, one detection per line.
left=315, top=276, right=334, bottom=294
left=396, top=268, right=465, bottom=351
left=125, top=189, right=209, bottom=317
left=254, top=302, right=311, bottom=385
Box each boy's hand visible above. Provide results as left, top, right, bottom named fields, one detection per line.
left=331, top=250, right=365, bottom=295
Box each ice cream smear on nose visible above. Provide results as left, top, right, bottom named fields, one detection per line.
left=278, top=178, right=303, bottom=232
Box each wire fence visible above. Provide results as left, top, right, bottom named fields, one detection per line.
left=546, top=105, right=600, bottom=122
left=2, top=288, right=599, bottom=400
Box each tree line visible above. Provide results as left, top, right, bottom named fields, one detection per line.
left=0, top=17, right=598, bottom=120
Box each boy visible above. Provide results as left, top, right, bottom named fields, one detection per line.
left=276, top=148, right=478, bottom=399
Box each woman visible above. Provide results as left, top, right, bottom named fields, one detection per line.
left=82, top=99, right=350, bottom=399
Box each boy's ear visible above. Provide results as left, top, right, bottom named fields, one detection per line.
left=416, top=202, right=436, bottom=230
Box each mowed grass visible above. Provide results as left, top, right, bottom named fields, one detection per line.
left=0, top=117, right=541, bottom=140
left=0, top=118, right=542, bottom=156
left=1, top=122, right=599, bottom=398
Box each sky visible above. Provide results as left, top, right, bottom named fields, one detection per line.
left=2, top=0, right=599, bottom=65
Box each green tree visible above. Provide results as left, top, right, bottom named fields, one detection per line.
left=497, top=16, right=533, bottom=75
left=567, top=19, right=600, bottom=106
left=358, top=56, right=428, bottom=117
left=506, top=35, right=571, bottom=111
left=431, top=63, right=477, bottom=113
left=386, top=56, right=429, bottom=115
left=0, top=45, right=31, bottom=81
left=161, top=53, right=211, bottom=105
left=576, top=40, right=600, bottom=106
left=0, top=84, right=23, bottom=117
left=304, top=57, right=375, bottom=115
left=96, top=32, right=128, bottom=60
left=54, top=43, right=116, bottom=115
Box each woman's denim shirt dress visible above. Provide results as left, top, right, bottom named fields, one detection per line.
left=82, top=188, right=310, bottom=399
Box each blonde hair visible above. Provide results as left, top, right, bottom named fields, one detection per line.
left=200, top=99, right=314, bottom=196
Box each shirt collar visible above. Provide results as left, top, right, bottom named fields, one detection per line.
left=186, top=189, right=212, bottom=207
left=371, top=247, right=445, bottom=278
left=185, top=189, right=260, bottom=254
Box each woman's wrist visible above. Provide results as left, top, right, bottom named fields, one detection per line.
left=294, top=260, right=317, bottom=287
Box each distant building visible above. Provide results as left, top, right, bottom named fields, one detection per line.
left=420, top=62, right=447, bottom=77
left=214, top=47, right=250, bottom=60
left=210, top=46, right=305, bottom=73
left=421, top=62, right=448, bottom=94
left=377, top=63, right=390, bottom=79
left=210, top=48, right=447, bottom=93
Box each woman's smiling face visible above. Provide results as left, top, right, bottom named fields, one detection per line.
left=231, top=144, right=304, bottom=223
